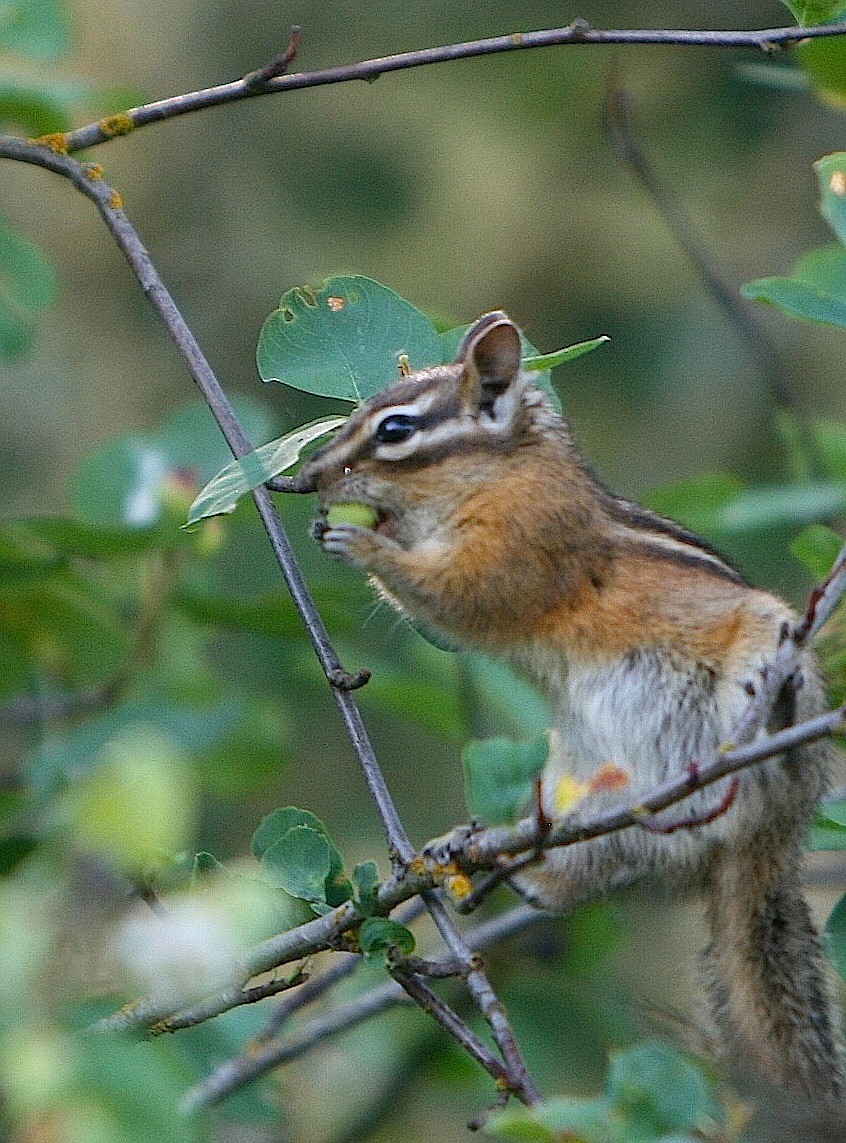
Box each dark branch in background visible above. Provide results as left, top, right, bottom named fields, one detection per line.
left=604, top=78, right=803, bottom=422
left=30, top=19, right=846, bottom=155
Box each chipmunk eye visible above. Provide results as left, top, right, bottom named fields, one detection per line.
left=374, top=413, right=420, bottom=444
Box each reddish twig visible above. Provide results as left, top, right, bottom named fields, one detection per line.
left=634, top=777, right=741, bottom=835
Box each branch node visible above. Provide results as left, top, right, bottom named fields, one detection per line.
left=327, top=665, right=371, bottom=691
left=567, top=17, right=592, bottom=41
left=243, top=26, right=303, bottom=89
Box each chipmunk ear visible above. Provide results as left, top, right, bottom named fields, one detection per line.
left=457, top=312, right=523, bottom=417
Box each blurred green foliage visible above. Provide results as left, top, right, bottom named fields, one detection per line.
left=3, top=0, right=846, bottom=1140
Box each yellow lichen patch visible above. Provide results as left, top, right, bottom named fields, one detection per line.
left=99, top=113, right=135, bottom=138
left=109, top=190, right=124, bottom=210
left=444, top=872, right=473, bottom=902
left=30, top=132, right=69, bottom=154
left=554, top=774, right=590, bottom=814
left=86, top=164, right=105, bottom=180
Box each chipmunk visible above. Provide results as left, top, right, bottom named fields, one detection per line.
left=295, top=311, right=844, bottom=1104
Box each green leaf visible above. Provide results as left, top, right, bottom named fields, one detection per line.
left=62, top=724, right=198, bottom=871
left=352, top=860, right=380, bottom=915
left=252, top=807, right=350, bottom=906
left=463, top=734, right=549, bottom=825
left=0, top=574, right=131, bottom=698
left=0, top=78, right=72, bottom=134
left=0, top=216, right=56, bottom=359
left=0, top=834, right=38, bottom=875
left=27, top=695, right=241, bottom=797
left=797, top=37, right=846, bottom=105
left=186, top=417, right=344, bottom=524
left=523, top=335, right=610, bottom=371
left=825, top=892, right=846, bottom=979
left=818, top=800, right=846, bottom=828
left=251, top=807, right=329, bottom=860
left=741, top=242, right=846, bottom=328
left=0, top=0, right=73, bottom=59
left=812, top=417, right=846, bottom=480
left=260, top=824, right=332, bottom=902
left=257, top=275, right=442, bottom=403
left=780, top=0, right=846, bottom=24
left=795, top=245, right=846, bottom=302
left=791, top=523, right=844, bottom=578
left=484, top=1098, right=614, bottom=1142
left=741, top=274, right=846, bottom=329
left=817, top=154, right=846, bottom=244
left=467, top=655, right=550, bottom=739
left=715, top=481, right=846, bottom=531
left=651, top=475, right=846, bottom=535
left=359, top=917, right=415, bottom=964
left=809, top=819, right=846, bottom=851
left=606, top=1040, right=715, bottom=1134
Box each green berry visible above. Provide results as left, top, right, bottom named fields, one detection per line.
left=326, top=501, right=378, bottom=529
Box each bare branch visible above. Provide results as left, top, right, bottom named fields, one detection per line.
left=18, top=19, right=845, bottom=155
left=389, top=968, right=508, bottom=1082
left=182, top=904, right=542, bottom=1112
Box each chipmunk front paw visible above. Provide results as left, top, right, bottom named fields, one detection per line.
left=315, top=520, right=397, bottom=568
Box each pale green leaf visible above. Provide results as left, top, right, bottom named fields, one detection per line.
left=359, top=917, right=415, bottom=964
left=186, top=417, right=345, bottom=525
left=523, top=335, right=610, bottom=371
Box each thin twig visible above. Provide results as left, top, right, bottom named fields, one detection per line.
left=180, top=977, right=415, bottom=1113
left=22, top=20, right=846, bottom=155
left=182, top=904, right=542, bottom=1111
left=151, top=966, right=309, bottom=1034
left=634, top=776, right=741, bottom=835
left=242, top=26, right=303, bottom=89
left=390, top=968, right=508, bottom=1082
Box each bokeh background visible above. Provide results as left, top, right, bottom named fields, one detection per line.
left=3, top=2, right=846, bottom=1140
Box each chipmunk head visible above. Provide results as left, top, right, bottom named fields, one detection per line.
left=296, top=311, right=558, bottom=539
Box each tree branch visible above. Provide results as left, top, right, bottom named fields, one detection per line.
left=23, top=19, right=846, bottom=155
left=181, top=904, right=543, bottom=1112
